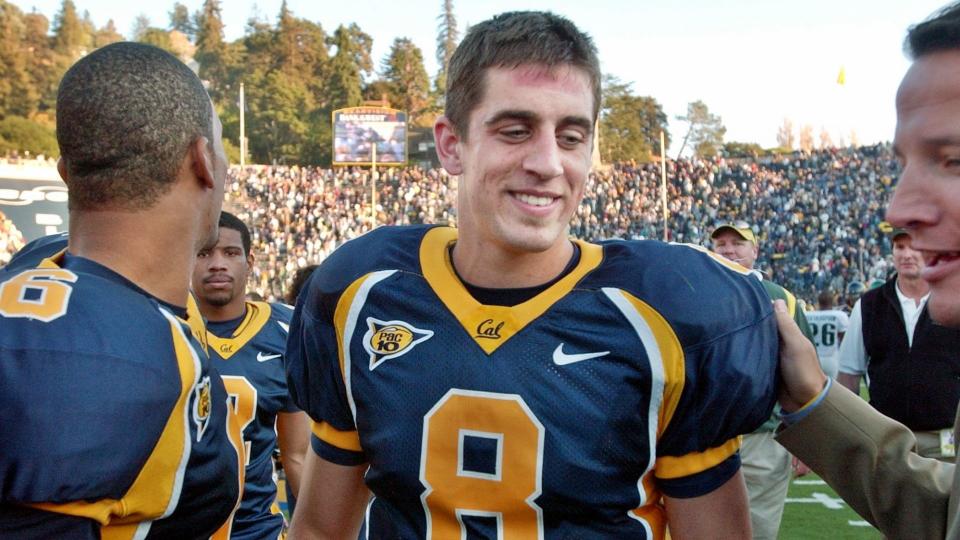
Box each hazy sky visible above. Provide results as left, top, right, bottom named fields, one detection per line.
left=12, top=0, right=951, bottom=150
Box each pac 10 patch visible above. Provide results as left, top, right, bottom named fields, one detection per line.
left=363, top=317, right=434, bottom=371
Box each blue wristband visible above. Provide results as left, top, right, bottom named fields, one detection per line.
left=781, top=378, right=832, bottom=426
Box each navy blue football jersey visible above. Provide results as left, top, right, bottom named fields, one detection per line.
left=0, top=247, right=243, bottom=538
left=207, top=301, right=297, bottom=540
left=287, top=225, right=778, bottom=539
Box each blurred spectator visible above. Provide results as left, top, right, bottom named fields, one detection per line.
left=836, top=230, right=960, bottom=462
left=225, top=165, right=457, bottom=300
left=0, top=210, right=26, bottom=265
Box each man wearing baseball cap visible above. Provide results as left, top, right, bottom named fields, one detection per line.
left=837, top=228, right=960, bottom=461
left=711, top=221, right=816, bottom=540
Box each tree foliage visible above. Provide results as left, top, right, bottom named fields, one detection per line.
left=168, top=2, right=194, bottom=37
left=93, top=19, right=123, bottom=48
left=131, top=13, right=151, bottom=41
left=0, top=2, right=38, bottom=117
left=0, top=0, right=464, bottom=166
left=139, top=27, right=175, bottom=53
left=382, top=38, right=431, bottom=126
left=0, top=115, right=58, bottom=156
left=436, top=0, right=458, bottom=70
left=799, top=124, right=814, bottom=152
left=676, top=100, right=726, bottom=158
left=431, top=0, right=458, bottom=112
left=723, top=141, right=765, bottom=158
left=326, top=24, right=371, bottom=111
left=51, top=0, right=88, bottom=56
left=776, top=118, right=795, bottom=150
left=818, top=127, right=833, bottom=149
left=599, top=76, right=669, bottom=163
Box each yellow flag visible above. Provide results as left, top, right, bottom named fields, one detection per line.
left=837, top=66, right=846, bottom=86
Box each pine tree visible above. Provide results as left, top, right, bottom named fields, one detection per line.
left=326, top=24, right=370, bottom=110
left=51, top=0, right=89, bottom=56
left=168, top=2, right=194, bottom=37
left=0, top=2, right=39, bottom=117
left=676, top=100, right=726, bottom=158
left=382, top=37, right=430, bottom=125
left=599, top=76, right=669, bottom=162
left=194, top=0, right=224, bottom=55
left=22, top=11, right=56, bottom=112
left=435, top=0, right=458, bottom=84
left=274, top=1, right=327, bottom=76
left=194, top=0, right=232, bottom=102
left=94, top=19, right=123, bottom=48
left=131, top=13, right=151, bottom=41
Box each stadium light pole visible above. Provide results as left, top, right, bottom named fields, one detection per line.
left=371, top=143, right=377, bottom=227
left=660, top=130, right=668, bottom=242
left=239, top=82, right=246, bottom=168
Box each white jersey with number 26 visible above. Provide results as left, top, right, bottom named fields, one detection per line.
left=807, top=310, right=850, bottom=368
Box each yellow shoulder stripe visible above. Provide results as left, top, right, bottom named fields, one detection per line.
left=655, top=436, right=741, bottom=479
left=617, top=291, right=685, bottom=437
left=333, top=273, right=378, bottom=383
left=37, top=248, right=68, bottom=269
left=785, top=289, right=797, bottom=317
left=29, top=311, right=198, bottom=535
left=312, top=420, right=362, bottom=452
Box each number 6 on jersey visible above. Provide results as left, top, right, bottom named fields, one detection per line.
left=0, top=269, right=77, bottom=322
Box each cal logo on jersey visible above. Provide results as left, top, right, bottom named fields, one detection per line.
left=363, top=317, right=433, bottom=371
left=475, top=318, right=505, bottom=340
left=192, top=375, right=212, bottom=442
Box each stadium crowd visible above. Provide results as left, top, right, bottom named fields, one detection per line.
left=226, top=165, right=458, bottom=300
left=224, top=143, right=898, bottom=305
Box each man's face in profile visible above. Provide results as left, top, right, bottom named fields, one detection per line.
left=888, top=50, right=960, bottom=327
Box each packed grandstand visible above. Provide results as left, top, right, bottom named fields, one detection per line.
left=205, top=143, right=899, bottom=305
left=0, top=143, right=898, bottom=306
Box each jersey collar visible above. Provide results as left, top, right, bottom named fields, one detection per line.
left=419, top=226, right=603, bottom=355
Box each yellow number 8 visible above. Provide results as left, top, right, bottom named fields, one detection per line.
left=420, top=389, right=545, bottom=539
left=0, top=269, right=78, bottom=322
left=213, top=375, right=256, bottom=540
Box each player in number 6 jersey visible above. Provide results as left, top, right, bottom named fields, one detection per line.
left=286, top=11, right=778, bottom=539
left=0, top=43, right=241, bottom=538
left=193, top=211, right=310, bottom=539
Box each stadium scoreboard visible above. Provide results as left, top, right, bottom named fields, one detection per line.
left=333, top=107, right=408, bottom=166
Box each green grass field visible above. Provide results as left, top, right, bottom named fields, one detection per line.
left=779, top=474, right=881, bottom=539
left=778, top=382, right=882, bottom=538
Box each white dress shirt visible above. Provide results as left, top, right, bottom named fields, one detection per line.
left=837, top=282, right=930, bottom=376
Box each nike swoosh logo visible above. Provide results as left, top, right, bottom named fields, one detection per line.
left=257, top=352, right=282, bottom=362
left=552, top=344, right=610, bottom=366
left=277, top=321, right=289, bottom=333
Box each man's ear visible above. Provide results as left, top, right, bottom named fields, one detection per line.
left=190, top=137, right=215, bottom=190
left=434, top=115, right=463, bottom=175
left=57, top=157, right=69, bottom=185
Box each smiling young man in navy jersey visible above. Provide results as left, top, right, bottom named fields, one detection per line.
left=287, top=11, right=779, bottom=539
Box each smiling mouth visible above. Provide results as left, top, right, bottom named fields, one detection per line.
left=512, top=192, right=558, bottom=207
left=923, top=251, right=960, bottom=267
